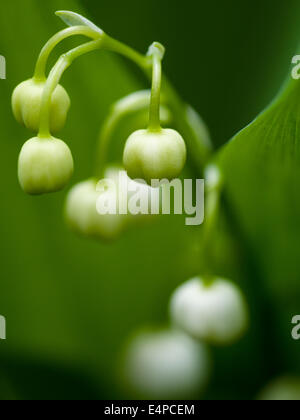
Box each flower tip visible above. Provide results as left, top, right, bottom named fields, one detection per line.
left=55, top=10, right=69, bottom=16
left=55, top=10, right=104, bottom=35
left=55, top=10, right=66, bottom=18
left=147, top=42, right=166, bottom=60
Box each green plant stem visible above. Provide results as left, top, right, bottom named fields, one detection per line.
left=84, top=31, right=217, bottom=273
left=102, top=35, right=151, bottom=71
left=36, top=28, right=211, bottom=167
left=38, top=38, right=103, bottom=137
left=101, top=35, right=211, bottom=170
left=149, top=52, right=162, bottom=131
left=201, top=189, right=221, bottom=276
left=34, top=26, right=101, bottom=81
left=97, top=110, right=123, bottom=178
left=38, top=57, right=69, bottom=137
left=200, top=166, right=223, bottom=275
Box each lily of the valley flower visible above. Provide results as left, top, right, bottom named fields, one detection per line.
left=18, top=136, right=73, bottom=195
left=124, top=328, right=210, bottom=399
left=65, top=173, right=126, bottom=241
left=170, top=276, right=248, bottom=345
left=123, top=128, right=187, bottom=185
left=12, top=78, right=70, bottom=133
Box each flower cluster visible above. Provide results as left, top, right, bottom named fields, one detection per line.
left=12, top=14, right=191, bottom=240
left=12, top=20, right=187, bottom=201
left=12, top=11, right=251, bottom=399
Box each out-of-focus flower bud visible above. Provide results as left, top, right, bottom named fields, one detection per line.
left=65, top=168, right=127, bottom=241
left=65, top=167, right=161, bottom=241
left=170, top=277, right=248, bottom=345
left=123, top=328, right=211, bottom=399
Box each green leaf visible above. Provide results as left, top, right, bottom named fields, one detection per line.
left=55, top=10, right=104, bottom=35
left=218, top=70, right=300, bottom=366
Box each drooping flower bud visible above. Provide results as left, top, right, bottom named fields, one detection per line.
left=18, top=136, right=73, bottom=195
left=170, top=277, right=248, bottom=345
left=65, top=166, right=162, bottom=240
left=123, top=328, right=210, bottom=399
left=12, top=79, right=70, bottom=133
left=64, top=168, right=127, bottom=241
left=123, top=128, right=187, bottom=185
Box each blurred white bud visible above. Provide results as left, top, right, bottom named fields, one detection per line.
left=65, top=169, right=126, bottom=241
left=170, top=277, right=248, bottom=345
left=259, top=376, right=300, bottom=401
left=65, top=167, right=160, bottom=240
left=124, top=328, right=211, bottom=399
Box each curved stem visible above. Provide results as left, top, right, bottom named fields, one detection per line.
left=102, top=35, right=151, bottom=71
left=38, top=57, right=69, bottom=137
left=184, top=105, right=213, bottom=173
left=34, top=26, right=101, bottom=81
left=201, top=190, right=221, bottom=276
left=201, top=165, right=223, bottom=275
left=149, top=52, right=162, bottom=131
left=38, top=38, right=103, bottom=137
left=64, top=38, right=103, bottom=62
left=97, top=110, right=123, bottom=178
left=35, top=27, right=212, bottom=168
left=101, top=35, right=211, bottom=169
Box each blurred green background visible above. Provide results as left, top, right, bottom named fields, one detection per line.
left=0, top=0, right=300, bottom=400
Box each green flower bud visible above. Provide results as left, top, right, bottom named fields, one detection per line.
left=123, top=128, right=187, bottom=185
left=170, top=277, right=248, bottom=345
left=65, top=170, right=126, bottom=241
left=12, top=79, right=70, bottom=133
left=124, top=328, right=210, bottom=399
left=18, top=136, right=74, bottom=195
